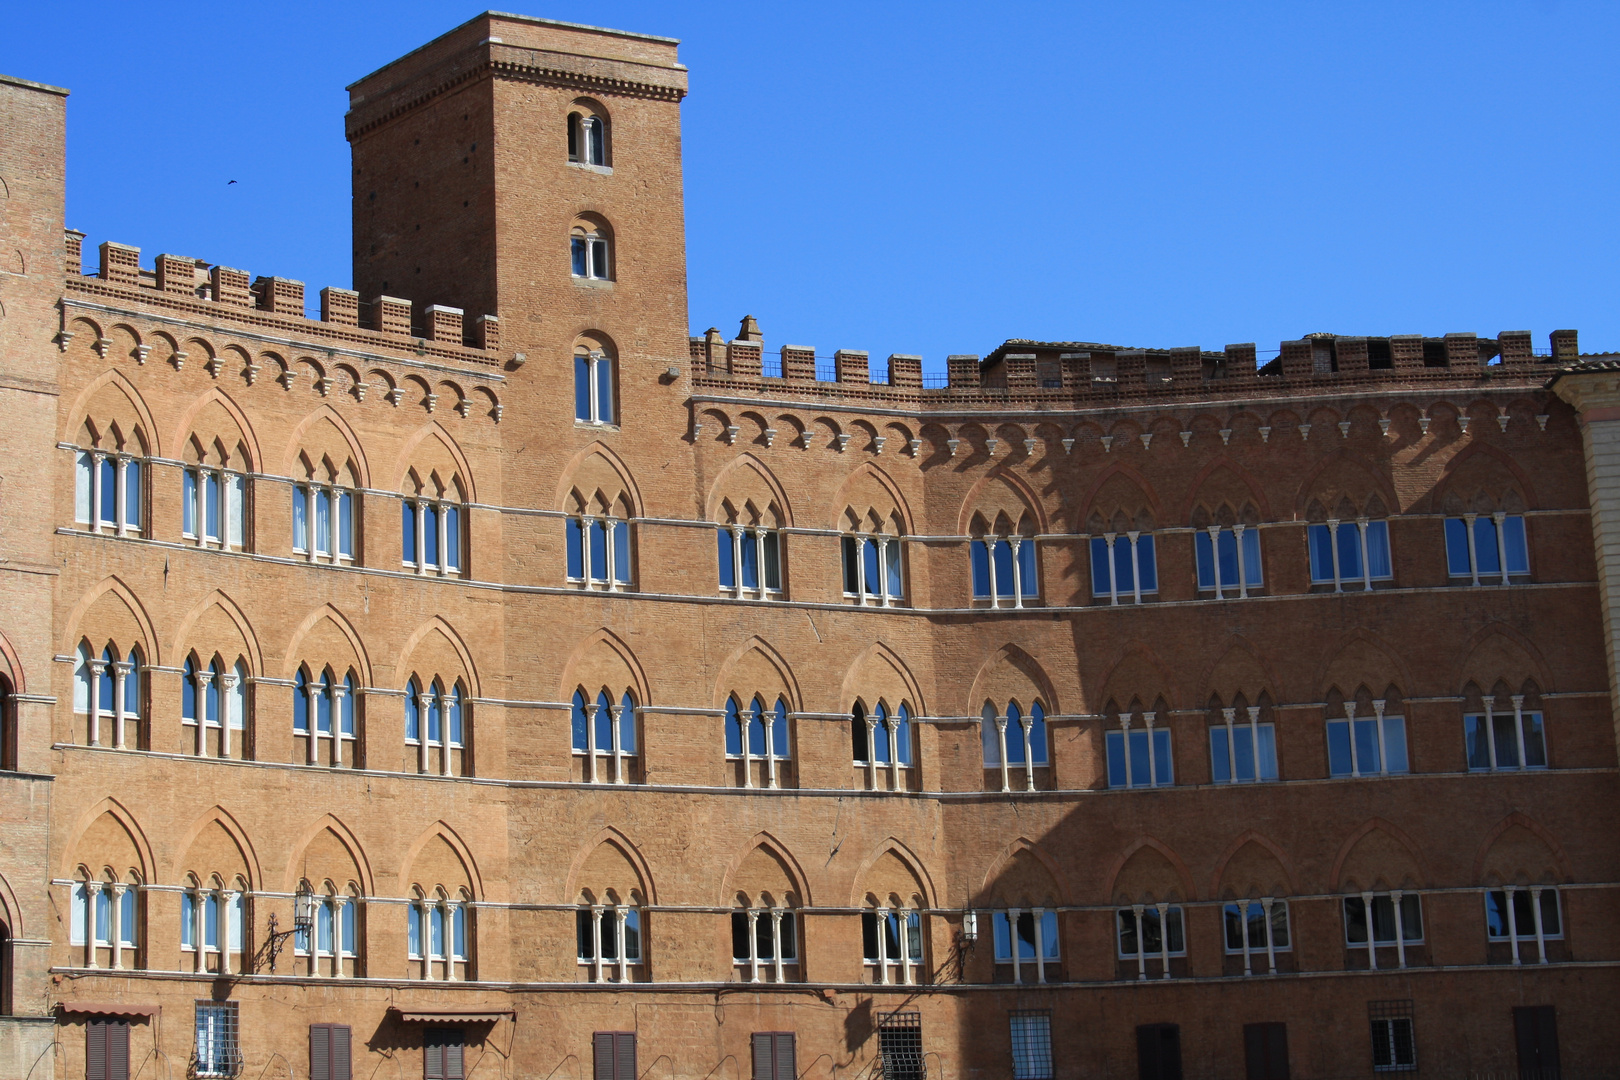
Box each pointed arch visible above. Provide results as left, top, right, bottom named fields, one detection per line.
left=977, top=836, right=1072, bottom=906
left=0, top=870, right=23, bottom=938
left=399, top=821, right=485, bottom=900
left=1196, top=635, right=1288, bottom=706
left=395, top=616, right=481, bottom=697
left=59, top=796, right=154, bottom=882
left=59, top=576, right=160, bottom=665
left=718, top=831, right=813, bottom=907
left=1077, top=460, right=1164, bottom=527
left=1433, top=439, right=1539, bottom=512
left=1101, top=837, right=1197, bottom=903
left=1208, top=830, right=1299, bottom=898
left=554, top=440, right=644, bottom=517
left=394, top=421, right=478, bottom=504
left=1093, top=641, right=1179, bottom=715
left=62, top=368, right=162, bottom=457
left=172, top=589, right=264, bottom=675
left=0, top=627, right=26, bottom=693
left=828, top=461, right=915, bottom=534
left=172, top=386, right=263, bottom=472
left=282, top=604, right=372, bottom=684
left=557, top=627, right=652, bottom=707
left=170, top=805, right=263, bottom=890
left=705, top=452, right=794, bottom=527
left=1470, top=812, right=1574, bottom=883
left=712, top=635, right=802, bottom=712
left=848, top=837, right=938, bottom=908
left=283, top=404, right=370, bottom=487
left=1312, top=626, right=1416, bottom=701
left=1292, top=447, right=1399, bottom=519
left=1178, top=454, right=1271, bottom=523
left=956, top=466, right=1048, bottom=535
left=563, top=825, right=658, bottom=906
left=964, top=643, right=1059, bottom=717
left=282, top=813, right=374, bottom=895
left=1328, top=818, right=1430, bottom=891
left=837, top=641, right=927, bottom=718
left=1449, top=621, right=1557, bottom=696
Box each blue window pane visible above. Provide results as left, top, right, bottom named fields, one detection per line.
left=896, top=704, right=912, bottom=765
left=1474, top=516, right=1501, bottom=575
left=1382, top=715, right=1409, bottom=773
left=1195, top=530, right=1215, bottom=589
left=447, top=687, right=461, bottom=744
left=1366, top=520, right=1392, bottom=579
left=181, top=891, right=195, bottom=948
left=1210, top=727, right=1231, bottom=783
left=773, top=700, right=790, bottom=759
left=575, top=352, right=592, bottom=420
left=406, top=681, right=421, bottom=741
left=314, top=490, right=331, bottom=555
left=589, top=519, right=608, bottom=581
left=724, top=698, right=743, bottom=755
left=454, top=904, right=467, bottom=957
left=99, top=457, right=117, bottom=524
left=567, top=518, right=584, bottom=578
left=319, top=904, right=333, bottom=953
left=123, top=460, right=141, bottom=528
left=1217, top=529, right=1240, bottom=586
left=571, top=236, right=588, bottom=277
left=1444, top=518, right=1471, bottom=575
left=1308, top=523, right=1334, bottom=582
left=124, top=650, right=140, bottom=716
left=338, top=492, right=353, bottom=557
left=1464, top=714, right=1491, bottom=769
left=183, top=659, right=198, bottom=722
left=1354, top=717, right=1380, bottom=771
left=971, top=541, right=991, bottom=597
left=1503, top=516, right=1529, bottom=573
left=1327, top=720, right=1353, bottom=776
left=717, top=528, right=736, bottom=588
left=294, top=672, right=309, bottom=733
left=594, top=690, right=614, bottom=750
left=342, top=677, right=356, bottom=736
left=446, top=505, right=460, bottom=570
left=620, top=692, right=637, bottom=753
left=1232, top=723, right=1256, bottom=781
left=1018, top=539, right=1038, bottom=595
left=1030, top=702, right=1048, bottom=765
left=1153, top=728, right=1173, bottom=785
left=746, top=698, right=769, bottom=756
left=1128, top=729, right=1152, bottom=786
left=570, top=691, right=588, bottom=751
left=317, top=680, right=333, bottom=734
left=992, top=911, right=1012, bottom=960
left=206, top=666, right=221, bottom=727
left=1242, top=527, right=1263, bottom=584
left=204, top=472, right=220, bottom=540
left=428, top=691, right=442, bottom=743
left=612, top=521, right=630, bottom=583
left=184, top=471, right=198, bottom=535
left=885, top=539, right=902, bottom=597
left=1041, top=910, right=1060, bottom=959
left=1337, top=522, right=1363, bottom=580
left=1137, top=535, right=1157, bottom=592
left=1258, top=724, right=1277, bottom=780
left=1005, top=703, right=1025, bottom=764
left=982, top=707, right=1001, bottom=766
left=863, top=538, right=881, bottom=594
left=872, top=705, right=891, bottom=764
left=122, top=888, right=137, bottom=946
left=291, top=487, right=307, bottom=550
left=740, top=531, right=760, bottom=589
left=596, top=360, right=613, bottom=424
left=992, top=540, right=1015, bottom=596
left=205, top=893, right=219, bottom=949
left=1106, top=730, right=1126, bottom=787
left=423, top=503, right=439, bottom=566
left=402, top=502, right=417, bottom=564
left=99, top=649, right=116, bottom=714
left=1090, top=537, right=1110, bottom=596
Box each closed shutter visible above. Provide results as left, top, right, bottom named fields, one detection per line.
left=107, top=1021, right=130, bottom=1080
left=444, top=1037, right=464, bottom=1080
left=311, top=1024, right=331, bottom=1080
left=333, top=1026, right=352, bottom=1080
left=753, top=1033, right=773, bottom=1080
left=425, top=1037, right=444, bottom=1080
left=1514, top=1006, right=1560, bottom=1075
left=1136, top=1024, right=1182, bottom=1080
left=773, top=1033, right=795, bottom=1080
left=593, top=1032, right=616, bottom=1080
left=87, top=1020, right=106, bottom=1080
left=614, top=1033, right=636, bottom=1080
left=1243, top=1023, right=1289, bottom=1080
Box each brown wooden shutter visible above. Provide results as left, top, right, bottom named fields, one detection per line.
left=425, top=1036, right=444, bottom=1080
left=752, top=1033, right=773, bottom=1080
left=107, top=1021, right=130, bottom=1080
left=613, top=1032, right=636, bottom=1080
left=593, top=1033, right=616, bottom=1080
left=86, top=1020, right=107, bottom=1080
left=444, top=1036, right=464, bottom=1080
left=311, top=1024, right=331, bottom=1080
left=333, top=1025, right=352, bottom=1080
left=774, top=1033, right=795, bottom=1080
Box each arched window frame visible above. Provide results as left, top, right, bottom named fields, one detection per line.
left=75, top=641, right=142, bottom=750
left=852, top=701, right=915, bottom=791
left=1104, top=705, right=1173, bottom=791
left=406, top=676, right=469, bottom=777
left=566, top=509, right=632, bottom=591
left=842, top=529, right=905, bottom=606
left=408, top=884, right=471, bottom=981
left=73, top=441, right=144, bottom=537
left=981, top=700, right=1049, bottom=792
left=294, top=666, right=359, bottom=768
left=295, top=879, right=360, bottom=978
left=72, top=866, right=141, bottom=970
left=969, top=529, right=1038, bottom=608
left=731, top=896, right=799, bottom=984
left=989, top=905, right=1059, bottom=985
left=716, top=522, right=783, bottom=599
left=570, top=226, right=612, bottom=282
left=567, top=110, right=610, bottom=168
left=182, top=456, right=249, bottom=552
left=861, top=898, right=924, bottom=986
left=575, top=890, right=642, bottom=983
left=724, top=695, right=791, bottom=789
left=402, top=483, right=465, bottom=577
left=574, top=347, right=616, bottom=425
left=291, top=473, right=356, bottom=565
left=570, top=688, right=638, bottom=784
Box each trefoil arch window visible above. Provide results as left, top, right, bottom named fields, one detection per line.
left=293, top=667, right=359, bottom=768
left=851, top=701, right=914, bottom=792
left=182, top=655, right=248, bottom=759
left=725, top=695, right=791, bottom=789
left=70, top=867, right=140, bottom=970
left=981, top=701, right=1048, bottom=793
left=74, top=641, right=142, bottom=750
left=1091, top=531, right=1158, bottom=604
left=731, top=898, right=799, bottom=984
left=862, top=902, right=924, bottom=985
left=718, top=523, right=782, bottom=599
left=1223, top=898, right=1290, bottom=976
left=1117, top=903, right=1185, bottom=980
left=991, top=907, right=1059, bottom=985
left=406, top=677, right=468, bottom=777
left=73, top=443, right=144, bottom=537
left=570, top=689, right=638, bottom=784
left=291, top=458, right=357, bottom=565
left=843, top=531, right=904, bottom=606
left=576, top=890, right=642, bottom=983
left=293, top=880, right=360, bottom=977
left=180, top=874, right=247, bottom=975
left=402, top=481, right=464, bottom=576
left=575, top=348, right=616, bottom=425
left=1445, top=512, right=1528, bottom=585
left=567, top=512, right=632, bottom=591
left=970, top=531, right=1038, bottom=607
left=408, top=886, right=471, bottom=981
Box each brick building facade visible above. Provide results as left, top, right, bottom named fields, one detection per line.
left=2, top=11, right=1619, bottom=1080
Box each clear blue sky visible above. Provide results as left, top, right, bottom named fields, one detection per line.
left=3, top=2, right=1616, bottom=370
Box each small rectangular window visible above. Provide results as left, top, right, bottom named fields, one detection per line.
left=1344, top=893, right=1424, bottom=945
left=1009, top=1011, right=1053, bottom=1080
left=1243, top=1022, right=1289, bottom=1080
left=592, top=1032, right=636, bottom=1080
left=1369, top=1001, right=1416, bottom=1072
left=1117, top=906, right=1186, bottom=959
left=1136, top=1023, right=1182, bottom=1080
left=310, top=1024, right=353, bottom=1080
left=877, top=1012, right=924, bottom=1080
left=751, top=1033, right=796, bottom=1080
left=1513, top=1005, right=1559, bottom=1078
left=425, top=1028, right=466, bottom=1080
left=194, top=1001, right=240, bottom=1078
left=86, top=1018, right=131, bottom=1080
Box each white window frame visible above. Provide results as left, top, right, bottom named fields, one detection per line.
left=732, top=907, right=798, bottom=984
left=1091, top=531, right=1158, bottom=604
left=1326, top=700, right=1408, bottom=778
left=990, top=908, right=1059, bottom=986
left=1308, top=517, right=1392, bottom=591
left=406, top=680, right=465, bottom=777
left=571, top=232, right=611, bottom=280
left=577, top=903, right=642, bottom=983
left=183, top=465, right=247, bottom=550
left=299, top=671, right=357, bottom=768
left=1104, top=711, right=1173, bottom=790
left=1194, top=524, right=1262, bottom=598
left=1222, top=898, right=1290, bottom=976
left=75, top=449, right=142, bottom=537
left=1484, top=885, right=1561, bottom=965
left=292, top=482, right=354, bottom=565
left=1464, top=698, right=1547, bottom=772
left=402, top=495, right=463, bottom=576
left=1343, top=891, right=1424, bottom=970
left=568, top=515, right=633, bottom=591
left=1116, top=903, right=1185, bottom=980
left=842, top=533, right=904, bottom=606
left=1209, top=707, right=1278, bottom=784
left=1445, top=512, right=1529, bottom=586
left=862, top=906, right=923, bottom=986
left=971, top=535, right=1038, bottom=608
left=719, top=525, right=782, bottom=600
left=193, top=1000, right=240, bottom=1079
left=575, top=350, right=615, bottom=425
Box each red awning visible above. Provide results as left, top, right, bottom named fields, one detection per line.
left=58, top=1001, right=160, bottom=1018
left=393, top=1009, right=513, bottom=1023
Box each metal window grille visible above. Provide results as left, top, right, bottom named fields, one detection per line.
left=878, top=1011, right=925, bottom=1080
left=1369, top=1001, right=1416, bottom=1072
left=194, top=1001, right=242, bottom=1078
left=1009, top=1011, right=1053, bottom=1080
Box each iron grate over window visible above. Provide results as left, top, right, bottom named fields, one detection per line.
left=194, top=1000, right=242, bottom=1078
left=1009, top=1011, right=1053, bottom=1080
left=878, top=1011, right=924, bottom=1080
left=1368, top=1000, right=1416, bottom=1073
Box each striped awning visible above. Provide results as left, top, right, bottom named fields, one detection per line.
left=392, top=1009, right=512, bottom=1024
left=58, top=1001, right=160, bottom=1018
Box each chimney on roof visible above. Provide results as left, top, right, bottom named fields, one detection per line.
left=736, top=315, right=762, bottom=343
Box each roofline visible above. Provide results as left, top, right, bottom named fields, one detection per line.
left=346, top=9, right=681, bottom=91
left=0, top=72, right=69, bottom=96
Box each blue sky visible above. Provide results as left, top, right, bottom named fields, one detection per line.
left=3, top=2, right=1616, bottom=370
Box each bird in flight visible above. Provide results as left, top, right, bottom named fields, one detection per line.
left=228, top=180, right=237, bottom=184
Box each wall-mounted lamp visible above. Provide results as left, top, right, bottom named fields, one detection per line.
left=961, top=909, right=978, bottom=943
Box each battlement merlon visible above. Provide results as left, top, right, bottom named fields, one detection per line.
left=344, top=11, right=687, bottom=140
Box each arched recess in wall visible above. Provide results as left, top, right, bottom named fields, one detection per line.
left=829, top=462, right=914, bottom=533
left=557, top=628, right=651, bottom=708
left=555, top=441, right=643, bottom=517
left=282, top=405, right=371, bottom=488
left=1329, top=818, right=1430, bottom=893
left=977, top=837, right=1069, bottom=907
left=1103, top=837, right=1197, bottom=905
left=399, top=821, right=485, bottom=901
left=394, top=422, right=478, bottom=504
left=172, top=590, right=264, bottom=677
left=848, top=837, right=937, bottom=909
left=564, top=826, right=657, bottom=907
left=963, top=644, right=1058, bottom=718
left=396, top=617, right=480, bottom=698
left=1181, top=456, right=1270, bottom=527
left=705, top=453, right=794, bottom=529
left=712, top=636, right=802, bottom=713
left=837, top=642, right=926, bottom=718
left=282, top=604, right=372, bottom=686
left=719, top=831, right=813, bottom=908
left=172, top=805, right=262, bottom=891
left=60, top=577, right=159, bottom=666
left=1208, top=831, right=1298, bottom=899
left=957, top=467, right=1047, bottom=537
left=60, top=797, right=155, bottom=883
left=63, top=369, right=161, bottom=457
left=282, top=814, right=374, bottom=896
left=1471, top=812, right=1573, bottom=885
left=1080, top=463, right=1162, bottom=534
left=173, top=387, right=263, bottom=474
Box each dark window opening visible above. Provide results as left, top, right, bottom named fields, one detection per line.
left=1367, top=339, right=1393, bottom=369
left=878, top=1011, right=924, bottom=1080
left=310, top=1024, right=353, bottom=1080
left=1136, top=1023, right=1182, bottom=1080
left=593, top=1032, right=636, bottom=1080
left=1514, top=1006, right=1560, bottom=1080
left=1244, top=1023, right=1289, bottom=1080
left=1422, top=340, right=1449, bottom=368
left=86, top=1018, right=132, bottom=1080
